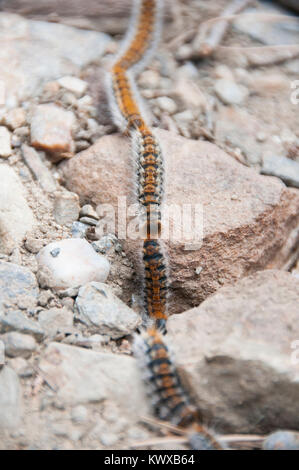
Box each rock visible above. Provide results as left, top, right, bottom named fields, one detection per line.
left=138, top=70, right=160, bottom=89
left=58, top=76, right=88, bottom=97
left=0, top=13, right=110, bottom=107
left=0, top=126, right=12, bottom=157
left=0, top=340, right=4, bottom=367
left=0, top=164, right=36, bottom=254
left=262, top=154, right=299, bottom=189
left=8, top=357, right=33, bottom=377
left=214, top=79, right=249, bottom=105
left=0, top=311, right=44, bottom=341
left=263, top=431, right=299, bottom=450
left=71, top=221, right=88, bottom=239
left=167, top=270, right=299, bottom=433
left=38, top=307, right=73, bottom=337
left=53, top=191, right=80, bottom=226
left=215, top=107, right=282, bottom=165
left=22, top=144, right=57, bottom=193
left=30, top=104, right=75, bottom=159
left=155, top=96, right=177, bottom=115
left=79, top=216, right=97, bottom=226
left=1, top=0, right=172, bottom=34
left=0, top=366, right=22, bottom=428
left=75, top=282, right=141, bottom=338
left=172, top=78, right=207, bottom=111
left=3, top=107, right=26, bottom=130
left=1, top=331, right=37, bottom=358
left=38, top=342, right=149, bottom=418
left=214, top=65, right=234, bottom=81
left=24, top=236, right=44, bottom=254
left=79, top=204, right=99, bottom=220
left=0, top=261, right=38, bottom=312
left=61, top=130, right=299, bottom=313
left=71, top=405, right=88, bottom=424
left=234, top=4, right=299, bottom=46
left=36, top=239, right=110, bottom=290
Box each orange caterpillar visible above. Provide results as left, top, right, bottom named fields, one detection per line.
left=108, top=0, right=167, bottom=331
left=133, top=328, right=225, bottom=450
left=108, top=0, right=223, bottom=450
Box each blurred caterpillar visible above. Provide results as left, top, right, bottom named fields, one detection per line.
left=107, top=0, right=167, bottom=332
left=107, top=0, right=224, bottom=450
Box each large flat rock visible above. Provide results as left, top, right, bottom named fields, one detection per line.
left=39, top=342, right=149, bottom=420
left=61, top=129, right=299, bottom=313
left=166, top=270, right=299, bottom=433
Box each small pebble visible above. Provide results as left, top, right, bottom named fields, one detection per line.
left=3, top=108, right=26, bottom=130
left=79, top=204, right=99, bottom=220
left=79, top=216, right=98, bottom=226
left=71, top=405, right=88, bottom=424
left=156, top=96, right=177, bottom=114
left=53, top=191, right=80, bottom=226
left=58, top=76, right=88, bottom=97
left=1, top=332, right=37, bottom=358
left=214, top=79, right=249, bottom=105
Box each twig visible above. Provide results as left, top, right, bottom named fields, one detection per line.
left=193, top=0, right=254, bottom=57
left=140, top=416, right=186, bottom=435
left=131, top=436, right=188, bottom=449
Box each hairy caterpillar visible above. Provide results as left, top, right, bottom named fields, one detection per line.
left=108, top=0, right=223, bottom=450
left=108, top=0, right=167, bottom=331
left=133, top=328, right=225, bottom=450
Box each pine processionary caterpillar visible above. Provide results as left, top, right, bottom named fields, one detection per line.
left=108, top=0, right=224, bottom=450
left=133, top=328, right=225, bottom=450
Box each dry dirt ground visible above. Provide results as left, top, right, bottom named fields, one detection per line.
left=0, top=0, right=298, bottom=450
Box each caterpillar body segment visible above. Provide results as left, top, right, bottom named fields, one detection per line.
left=133, top=328, right=225, bottom=450
left=112, top=0, right=163, bottom=74
left=143, top=240, right=168, bottom=332
left=109, top=0, right=223, bottom=450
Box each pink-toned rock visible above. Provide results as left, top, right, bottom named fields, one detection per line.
left=166, top=270, right=299, bottom=433
left=61, top=129, right=299, bottom=314
left=30, top=104, right=75, bottom=160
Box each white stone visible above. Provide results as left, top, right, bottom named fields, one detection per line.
left=0, top=164, right=35, bottom=254
left=1, top=332, right=37, bottom=358
left=36, top=239, right=110, bottom=290
left=214, top=79, right=249, bottom=105
left=58, top=76, right=88, bottom=96
left=156, top=96, right=177, bottom=114
left=0, top=126, right=12, bottom=157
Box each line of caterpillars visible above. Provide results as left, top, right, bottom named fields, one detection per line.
left=108, top=0, right=224, bottom=450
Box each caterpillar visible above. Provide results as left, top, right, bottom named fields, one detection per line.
left=133, top=328, right=225, bottom=450
left=108, top=0, right=224, bottom=450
